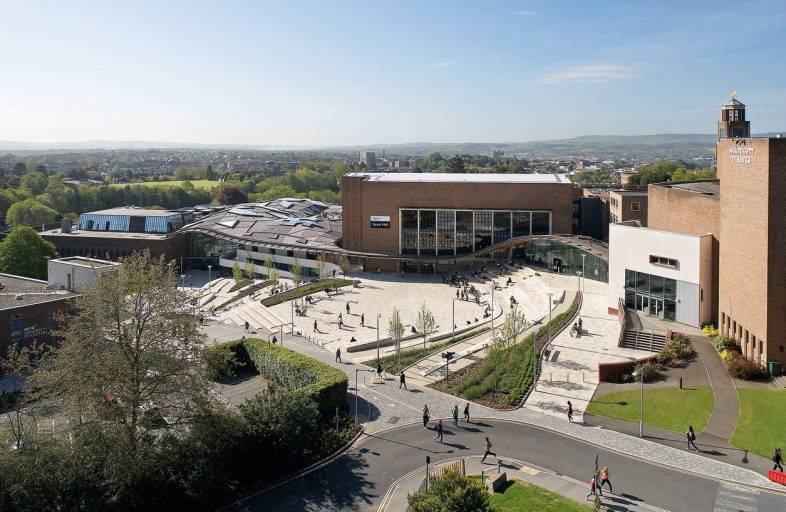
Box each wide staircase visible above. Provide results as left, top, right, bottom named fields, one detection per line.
left=221, top=299, right=286, bottom=332
left=621, top=329, right=667, bottom=352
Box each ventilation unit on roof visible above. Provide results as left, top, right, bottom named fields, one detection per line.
left=296, top=239, right=308, bottom=244
left=219, top=219, right=238, bottom=228
left=268, top=233, right=280, bottom=239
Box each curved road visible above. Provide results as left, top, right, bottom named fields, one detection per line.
left=232, top=419, right=786, bottom=512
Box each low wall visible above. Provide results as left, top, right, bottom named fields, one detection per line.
left=598, top=354, right=658, bottom=382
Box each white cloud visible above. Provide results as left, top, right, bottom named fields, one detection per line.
left=541, top=63, right=637, bottom=84
left=511, top=10, right=538, bottom=16
left=432, top=61, right=453, bottom=69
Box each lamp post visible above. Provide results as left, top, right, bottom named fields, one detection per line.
left=452, top=298, right=456, bottom=342
left=576, top=271, right=582, bottom=323
left=376, top=313, right=381, bottom=362
left=207, top=264, right=212, bottom=284
left=180, top=274, right=186, bottom=289
left=633, top=368, right=644, bottom=437
left=581, top=253, right=586, bottom=296
left=491, top=285, right=496, bottom=337
left=291, top=299, right=294, bottom=334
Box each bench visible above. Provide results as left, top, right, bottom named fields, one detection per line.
left=485, top=471, right=507, bottom=492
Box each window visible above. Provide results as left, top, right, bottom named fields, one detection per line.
left=455, top=211, right=473, bottom=254
left=493, top=211, right=511, bottom=245
left=418, top=210, right=436, bottom=255
left=531, top=211, right=551, bottom=235
left=759, top=340, right=763, bottom=353
left=631, top=202, right=641, bottom=212
left=401, top=210, right=418, bottom=255
left=437, top=210, right=455, bottom=256
left=474, top=211, right=493, bottom=251
left=650, top=255, right=678, bottom=269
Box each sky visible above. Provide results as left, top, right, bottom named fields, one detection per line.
left=1, top=0, right=785, bottom=146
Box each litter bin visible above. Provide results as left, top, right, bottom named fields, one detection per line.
left=768, top=361, right=783, bottom=377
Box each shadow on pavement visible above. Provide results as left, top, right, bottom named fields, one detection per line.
left=236, top=450, right=376, bottom=511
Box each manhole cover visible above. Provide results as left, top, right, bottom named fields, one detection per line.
left=387, top=416, right=400, bottom=424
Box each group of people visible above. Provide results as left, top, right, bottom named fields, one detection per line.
left=456, top=286, right=480, bottom=303
left=421, top=403, right=472, bottom=441
left=585, top=466, right=613, bottom=501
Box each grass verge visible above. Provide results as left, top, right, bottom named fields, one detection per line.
left=368, top=326, right=490, bottom=374
left=261, top=278, right=356, bottom=307
left=730, top=388, right=786, bottom=459
left=586, top=386, right=714, bottom=433
left=481, top=479, right=593, bottom=511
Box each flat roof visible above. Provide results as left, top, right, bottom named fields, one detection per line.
left=652, top=180, right=720, bottom=197
left=50, top=257, right=119, bottom=269
left=39, top=228, right=170, bottom=240
left=348, top=172, right=571, bottom=184
left=87, top=207, right=179, bottom=217
left=0, top=273, right=77, bottom=310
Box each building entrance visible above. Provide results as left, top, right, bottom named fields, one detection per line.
left=635, top=294, right=649, bottom=314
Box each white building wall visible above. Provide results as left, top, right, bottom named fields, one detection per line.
left=47, top=257, right=119, bottom=292
left=224, top=249, right=341, bottom=280
left=608, top=223, right=703, bottom=325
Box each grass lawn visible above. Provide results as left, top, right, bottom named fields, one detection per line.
left=586, top=386, right=714, bottom=433
left=730, top=388, right=786, bottom=459
left=488, top=480, right=592, bottom=512
left=108, top=179, right=219, bottom=190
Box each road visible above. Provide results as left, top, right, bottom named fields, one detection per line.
left=232, top=419, right=786, bottom=512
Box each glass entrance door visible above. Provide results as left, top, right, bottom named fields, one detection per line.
left=651, top=298, right=664, bottom=318
left=635, top=294, right=649, bottom=314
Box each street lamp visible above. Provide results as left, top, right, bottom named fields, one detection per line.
left=354, top=368, right=375, bottom=426
left=207, top=264, right=212, bottom=284
left=180, top=274, right=186, bottom=289
left=491, top=285, right=496, bottom=337
left=633, top=367, right=644, bottom=437
left=376, top=313, right=382, bottom=362
left=576, top=271, right=582, bottom=323
left=452, top=298, right=456, bottom=342
left=581, top=253, right=586, bottom=296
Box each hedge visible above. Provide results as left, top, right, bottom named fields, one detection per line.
left=261, top=278, right=356, bottom=307
left=207, top=338, right=348, bottom=417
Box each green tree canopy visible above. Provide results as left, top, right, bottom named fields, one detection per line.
left=20, top=171, right=49, bottom=195
left=6, top=198, right=59, bottom=227
left=0, top=226, right=58, bottom=279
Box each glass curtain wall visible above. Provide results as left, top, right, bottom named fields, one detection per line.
left=418, top=210, right=436, bottom=255
left=512, top=212, right=531, bottom=238
left=624, top=269, right=676, bottom=320
left=474, top=211, right=493, bottom=251
left=493, top=211, right=511, bottom=245
left=456, top=211, right=473, bottom=255
left=401, top=210, right=418, bottom=255
left=437, top=210, right=455, bottom=256
left=531, top=211, right=551, bottom=235
left=523, top=239, right=608, bottom=283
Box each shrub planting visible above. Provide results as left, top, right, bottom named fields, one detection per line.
left=261, top=278, right=356, bottom=307
left=726, top=353, right=769, bottom=381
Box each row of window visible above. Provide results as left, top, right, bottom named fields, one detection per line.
left=238, top=244, right=318, bottom=261
left=722, top=312, right=766, bottom=361
left=400, top=209, right=551, bottom=256
left=649, top=255, right=678, bottom=268
left=239, top=256, right=320, bottom=278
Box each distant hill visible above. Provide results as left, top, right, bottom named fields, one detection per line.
left=0, top=133, right=781, bottom=157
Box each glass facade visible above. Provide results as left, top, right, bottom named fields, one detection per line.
left=520, top=239, right=608, bottom=283
left=624, top=269, right=676, bottom=321
left=400, top=208, right=552, bottom=256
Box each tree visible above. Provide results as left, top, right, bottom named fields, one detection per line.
left=232, top=261, right=244, bottom=284
left=244, top=256, right=257, bottom=279
left=448, top=155, right=465, bottom=173
left=290, top=258, right=302, bottom=285
left=315, top=253, right=326, bottom=279
left=339, top=255, right=351, bottom=275
left=1, top=342, right=46, bottom=449
left=407, top=468, right=491, bottom=512
left=31, top=251, right=209, bottom=456
left=264, top=255, right=279, bottom=282
left=493, top=305, right=527, bottom=351
left=212, top=185, right=248, bottom=205
left=389, top=308, right=404, bottom=374
left=0, top=226, right=58, bottom=279
left=6, top=198, right=59, bottom=226
left=20, top=171, right=48, bottom=195
left=415, top=302, right=436, bottom=350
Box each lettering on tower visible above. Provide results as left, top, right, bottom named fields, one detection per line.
left=729, top=147, right=754, bottom=164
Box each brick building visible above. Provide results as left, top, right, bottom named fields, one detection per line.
left=342, top=173, right=575, bottom=272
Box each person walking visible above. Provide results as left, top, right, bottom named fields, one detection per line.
left=346, top=303, right=351, bottom=315
left=480, top=436, right=496, bottom=464
left=585, top=476, right=598, bottom=501
left=599, top=466, right=612, bottom=493
left=314, top=320, right=318, bottom=332
left=452, top=405, right=459, bottom=427
left=773, top=448, right=784, bottom=472
left=686, top=426, right=699, bottom=451
left=422, top=405, right=430, bottom=429
left=244, top=320, right=249, bottom=332
left=335, top=348, right=341, bottom=363
left=399, top=372, right=407, bottom=389
left=567, top=400, right=574, bottom=423
left=376, top=363, right=383, bottom=382
left=433, top=419, right=444, bottom=443
left=578, top=317, right=583, bottom=334
left=594, top=468, right=603, bottom=497
left=360, top=313, right=365, bottom=326
left=463, top=402, right=470, bottom=422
